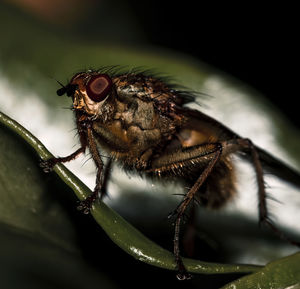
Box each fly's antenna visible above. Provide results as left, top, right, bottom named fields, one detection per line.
left=52, top=77, right=77, bottom=97
left=55, top=79, right=68, bottom=96
left=56, top=79, right=66, bottom=88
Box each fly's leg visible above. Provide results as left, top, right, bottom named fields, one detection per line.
left=40, top=147, right=86, bottom=172
left=174, top=146, right=222, bottom=280
left=182, top=203, right=197, bottom=258
left=149, top=143, right=223, bottom=280
left=245, top=139, right=268, bottom=225
left=148, top=137, right=300, bottom=279
left=240, top=139, right=300, bottom=247
left=40, top=120, right=110, bottom=213
left=77, top=127, right=104, bottom=214
left=100, top=157, right=113, bottom=200
left=40, top=116, right=88, bottom=172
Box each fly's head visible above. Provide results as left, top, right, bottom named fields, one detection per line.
left=57, top=72, right=115, bottom=120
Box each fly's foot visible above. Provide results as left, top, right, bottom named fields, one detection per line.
left=40, top=158, right=57, bottom=173
left=176, top=271, right=192, bottom=281
left=176, top=258, right=192, bottom=280
left=259, top=217, right=300, bottom=247
left=77, top=194, right=97, bottom=214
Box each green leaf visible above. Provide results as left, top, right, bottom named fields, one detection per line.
left=221, top=253, right=300, bottom=289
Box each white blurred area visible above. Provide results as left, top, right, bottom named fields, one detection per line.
left=200, top=75, right=300, bottom=231
left=0, top=73, right=100, bottom=190
left=1, top=71, right=300, bottom=242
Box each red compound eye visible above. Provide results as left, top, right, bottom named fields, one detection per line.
left=86, top=74, right=112, bottom=102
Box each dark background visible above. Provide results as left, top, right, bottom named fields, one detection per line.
left=126, top=1, right=299, bottom=129
left=6, top=1, right=299, bottom=128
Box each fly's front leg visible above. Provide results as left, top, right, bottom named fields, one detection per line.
left=40, top=125, right=87, bottom=173
left=77, top=127, right=104, bottom=214
left=40, top=114, right=88, bottom=172
left=40, top=147, right=86, bottom=172
left=148, top=143, right=223, bottom=280
left=100, top=157, right=113, bottom=200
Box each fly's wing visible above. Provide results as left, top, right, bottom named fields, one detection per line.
left=178, top=106, right=300, bottom=189
left=176, top=106, right=239, bottom=142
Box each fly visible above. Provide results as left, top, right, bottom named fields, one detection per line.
left=40, top=68, right=300, bottom=280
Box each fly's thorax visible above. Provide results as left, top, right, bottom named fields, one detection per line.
left=90, top=91, right=182, bottom=167
left=92, top=96, right=166, bottom=153
left=112, top=74, right=185, bottom=133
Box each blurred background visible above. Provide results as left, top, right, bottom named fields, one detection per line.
left=1, top=1, right=300, bottom=288
left=2, top=0, right=299, bottom=127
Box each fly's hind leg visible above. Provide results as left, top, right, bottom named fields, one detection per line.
left=148, top=137, right=300, bottom=280
left=241, top=139, right=300, bottom=247
left=148, top=142, right=223, bottom=280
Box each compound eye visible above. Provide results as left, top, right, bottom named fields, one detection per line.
left=86, top=74, right=112, bottom=102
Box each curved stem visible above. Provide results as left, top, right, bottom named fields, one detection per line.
left=0, top=110, right=262, bottom=275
